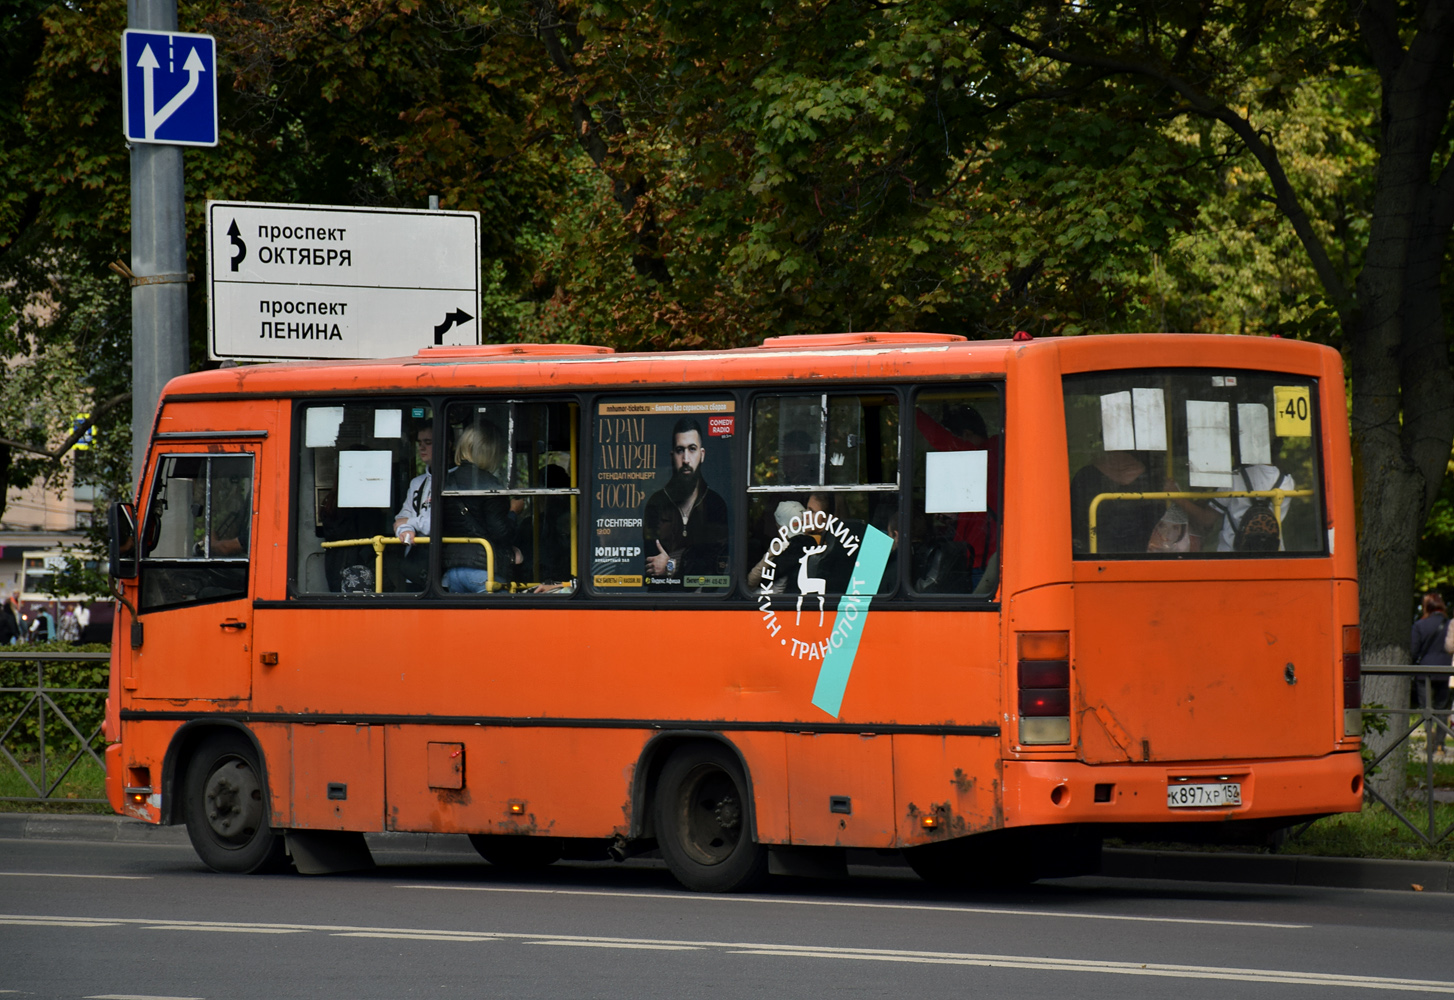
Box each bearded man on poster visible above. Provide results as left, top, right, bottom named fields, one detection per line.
left=643, top=418, right=729, bottom=587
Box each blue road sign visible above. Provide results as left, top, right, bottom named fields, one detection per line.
left=121, top=30, right=218, bottom=147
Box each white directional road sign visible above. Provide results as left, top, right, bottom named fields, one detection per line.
left=122, top=30, right=218, bottom=147
left=206, top=202, right=482, bottom=362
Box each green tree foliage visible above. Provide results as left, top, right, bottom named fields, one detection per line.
left=4, top=2, right=1451, bottom=674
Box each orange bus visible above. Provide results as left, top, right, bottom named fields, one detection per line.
left=103, top=332, right=1364, bottom=889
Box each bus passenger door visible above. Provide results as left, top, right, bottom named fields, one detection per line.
left=131, top=451, right=257, bottom=702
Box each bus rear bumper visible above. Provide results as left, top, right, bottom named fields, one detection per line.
left=1002, top=751, right=1364, bottom=827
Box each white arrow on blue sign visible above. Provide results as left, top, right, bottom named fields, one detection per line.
left=121, top=30, right=218, bottom=147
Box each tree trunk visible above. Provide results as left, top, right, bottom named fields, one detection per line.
left=0, top=443, right=9, bottom=525
left=1348, top=114, right=1454, bottom=804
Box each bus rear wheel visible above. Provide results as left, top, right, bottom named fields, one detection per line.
left=468, top=834, right=564, bottom=870
left=654, top=745, right=767, bottom=892
left=182, top=731, right=288, bottom=874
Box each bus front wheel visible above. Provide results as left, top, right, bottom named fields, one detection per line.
left=654, top=745, right=767, bottom=892
left=182, top=731, right=289, bottom=874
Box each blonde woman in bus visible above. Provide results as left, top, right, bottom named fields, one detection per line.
left=441, top=423, right=518, bottom=593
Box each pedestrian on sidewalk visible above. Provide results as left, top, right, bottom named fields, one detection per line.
left=0, top=592, right=19, bottom=645
left=1411, top=592, right=1452, bottom=714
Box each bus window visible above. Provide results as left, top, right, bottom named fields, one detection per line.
left=440, top=401, right=579, bottom=595
left=747, top=393, right=899, bottom=598
left=140, top=454, right=253, bottom=611
left=590, top=397, right=735, bottom=595
left=294, top=401, right=432, bottom=595
left=1063, top=370, right=1324, bottom=556
left=909, top=389, right=1003, bottom=597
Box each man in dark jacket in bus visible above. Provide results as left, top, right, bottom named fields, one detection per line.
left=642, top=418, right=728, bottom=589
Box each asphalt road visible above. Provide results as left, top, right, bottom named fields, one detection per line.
left=2, top=834, right=1453, bottom=999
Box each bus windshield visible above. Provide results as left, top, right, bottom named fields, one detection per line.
left=1064, top=369, right=1324, bottom=557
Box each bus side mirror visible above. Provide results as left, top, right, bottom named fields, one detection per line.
left=108, top=501, right=139, bottom=580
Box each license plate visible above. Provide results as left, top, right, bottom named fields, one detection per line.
left=1166, top=782, right=1242, bottom=808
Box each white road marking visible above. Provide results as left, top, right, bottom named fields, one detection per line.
left=392, top=884, right=1308, bottom=930
left=530, top=941, right=702, bottom=951
left=730, top=945, right=1454, bottom=990
left=332, top=932, right=497, bottom=942
left=143, top=925, right=305, bottom=934
left=10, top=913, right=1449, bottom=993
left=87, top=995, right=205, bottom=999
left=0, top=918, right=120, bottom=928
left=0, top=872, right=150, bottom=880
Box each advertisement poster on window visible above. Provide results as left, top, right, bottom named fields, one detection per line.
left=591, top=399, right=735, bottom=593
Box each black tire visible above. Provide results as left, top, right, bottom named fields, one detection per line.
left=654, top=744, right=767, bottom=892
left=182, top=731, right=289, bottom=874
left=468, top=834, right=564, bottom=870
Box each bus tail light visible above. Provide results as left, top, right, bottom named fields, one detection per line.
left=1018, top=631, right=1071, bottom=745
left=1343, top=625, right=1361, bottom=736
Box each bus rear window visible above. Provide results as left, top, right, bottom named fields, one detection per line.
left=1064, top=370, right=1324, bottom=557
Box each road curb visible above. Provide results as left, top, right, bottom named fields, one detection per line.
left=4, top=813, right=1450, bottom=892
left=0, top=812, right=190, bottom=845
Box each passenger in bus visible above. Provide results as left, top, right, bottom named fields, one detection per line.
left=643, top=418, right=728, bottom=587
left=208, top=473, right=251, bottom=558
left=807, top=492, right=862, bottom=594
left=870, top=504, right=900, bottom=593
left=747, top=500, right=814, bottom=593
left=1208, top=463, right=1294, bottom=552
left=392, top=424, right=434, bottom=589
left=1160, top=451, right=1294, bottom=554
left=394, top=425, right=433, bottom=544
left=1070, top=450, right=1162, bottom=554
left=442, top=423, right=518, bottom=593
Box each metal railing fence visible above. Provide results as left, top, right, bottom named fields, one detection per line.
left=3, top=653, right=1451, bottom=837
left=0, top=651, right=110, bottom=805
left=1359, top=663, right=1454, bottom=845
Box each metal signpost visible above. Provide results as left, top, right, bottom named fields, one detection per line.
left=205, top=202, right=483, bottom=361
left=121, top=3, right=217, bottom=480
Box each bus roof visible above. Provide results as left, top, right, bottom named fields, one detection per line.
left=161, top=332, right=1339, bottom=399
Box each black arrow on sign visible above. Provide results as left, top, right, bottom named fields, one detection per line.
left=227, top=220, right=247, bottom=272
left=433, top=308, right=474, bottom=345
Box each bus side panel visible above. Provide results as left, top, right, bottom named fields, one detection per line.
left=383, top=726, right=647, bottom=838
left=1001, top=343, right=1074, bottom=600
left=891, top=735, right=1004, bottom=848
left=785, top=733, right=894, bottom=847
left=291, top=723, right=385, bottom=832
left=728, top=730, right=790, bottom=845
left=252, top=722, right=293, bottom=828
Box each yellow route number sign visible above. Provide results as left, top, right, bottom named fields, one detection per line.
left=1274, top=386, right=1312, bottom=437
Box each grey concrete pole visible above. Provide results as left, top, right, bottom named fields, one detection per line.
left=128, top=0, right=190, bottom=485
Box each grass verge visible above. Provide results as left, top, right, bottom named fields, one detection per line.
left=0, top=754, right=110, bottom=814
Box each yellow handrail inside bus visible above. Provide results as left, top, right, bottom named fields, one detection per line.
left=1087, top=489, right=1313, bottom=554
left=319, top=535, right=496, bottom=592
